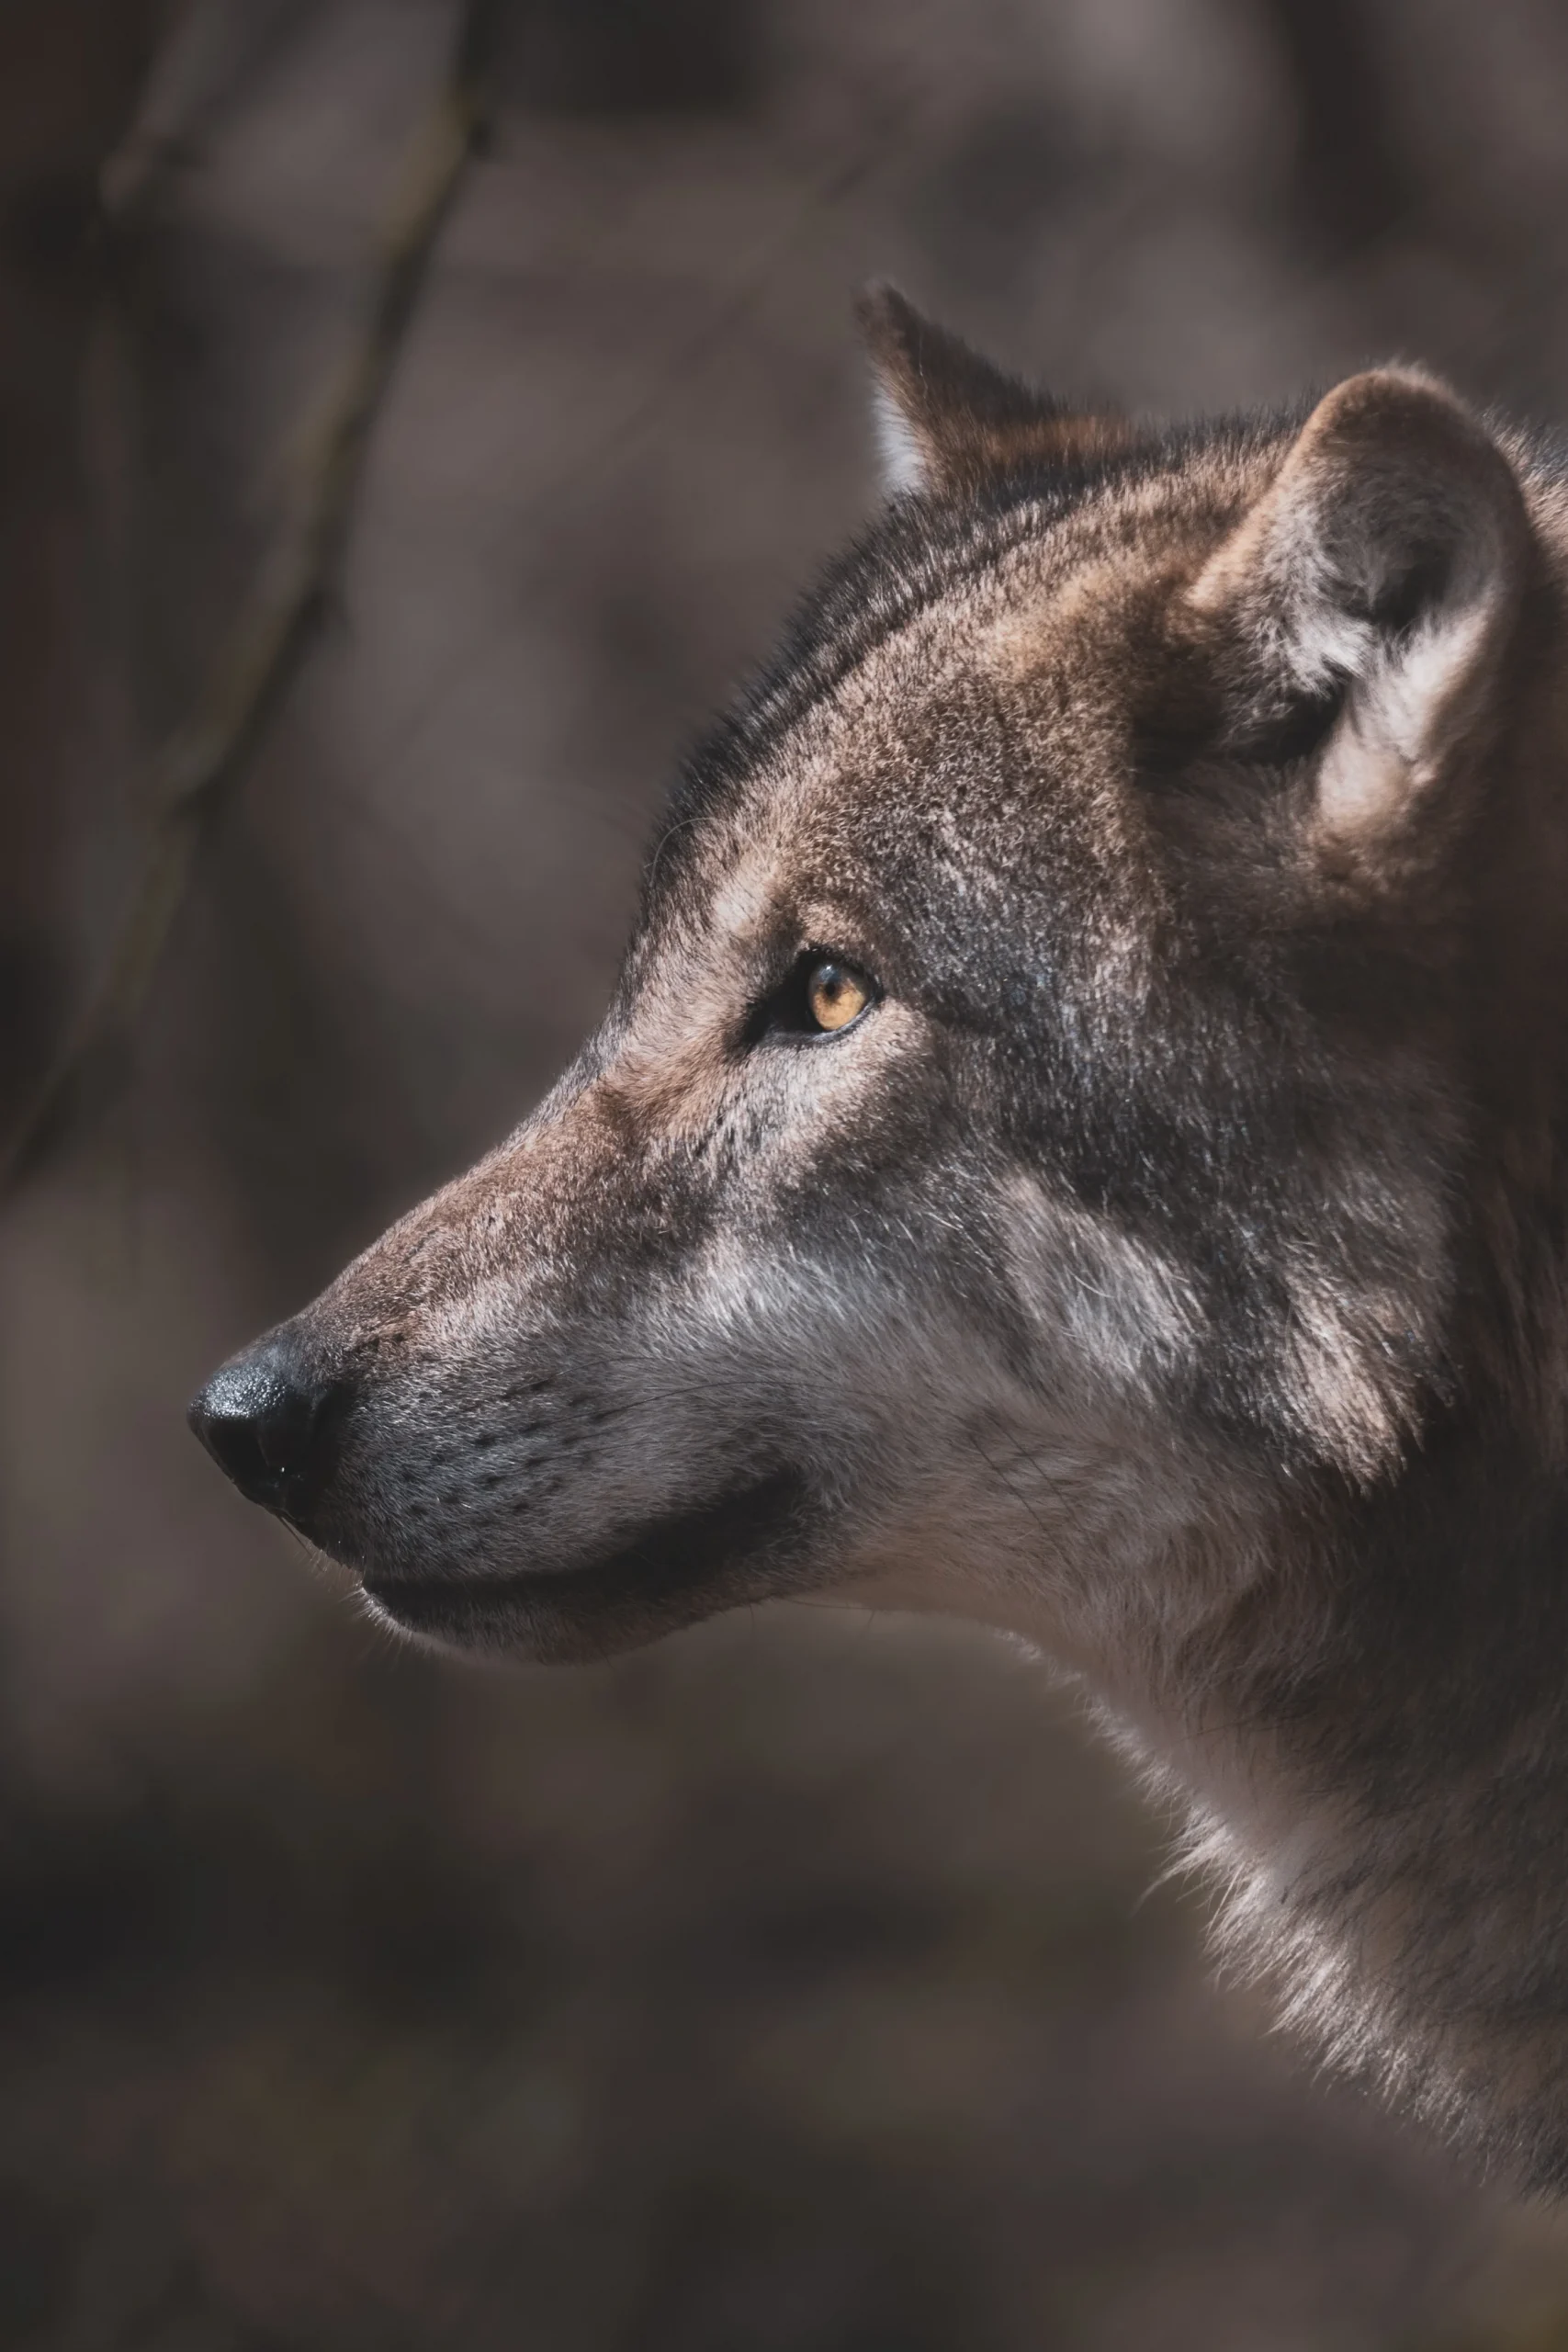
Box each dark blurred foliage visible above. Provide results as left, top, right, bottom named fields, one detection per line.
left=6, top=1, right=1568, bottom=2344
left=508, top=0, right=761, bottom=115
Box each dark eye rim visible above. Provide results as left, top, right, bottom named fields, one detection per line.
left=743, top=949, right=882, bottom=1046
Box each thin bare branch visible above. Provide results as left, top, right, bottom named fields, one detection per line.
left=0, top=0, right=494, bottom=1196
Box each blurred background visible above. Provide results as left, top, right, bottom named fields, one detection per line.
left=6, top=1, right=1568, bottom=2345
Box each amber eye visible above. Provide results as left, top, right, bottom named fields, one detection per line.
left=805, top=958, right=872, bottom=1033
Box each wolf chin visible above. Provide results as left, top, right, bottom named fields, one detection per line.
left=192, top=287, right=1568, bottom=2188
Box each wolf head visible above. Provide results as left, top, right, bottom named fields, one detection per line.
left=193, top=295, right=1568, bottom=2181
left=191, top=291, right=1543, bottom=1682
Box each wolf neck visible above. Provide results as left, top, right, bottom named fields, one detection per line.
left=1110, top=1413, right=1568, bottom=2187
left=1136, top=486, right=1568, bottom=2186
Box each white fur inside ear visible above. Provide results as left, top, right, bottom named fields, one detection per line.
left=870, top=379, right=930, bottom=496
left=1315, top=599, right=1494, bottom=842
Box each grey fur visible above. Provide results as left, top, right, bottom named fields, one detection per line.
left=193, top=296, right=1568, bottom=2189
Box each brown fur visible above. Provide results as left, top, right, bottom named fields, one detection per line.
left=192, top=291, right=1568, bottom=2188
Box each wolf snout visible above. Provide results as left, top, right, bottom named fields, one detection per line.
left=188, top=1332, right=348, bottom=1523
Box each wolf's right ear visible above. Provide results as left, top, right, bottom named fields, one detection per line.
left=1190, top=368, right=1529, bottom=859
left=855, top=283, right=1130, bottom=498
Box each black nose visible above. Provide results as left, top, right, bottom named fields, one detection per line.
left=188, top=1334, right=345, bottom=1519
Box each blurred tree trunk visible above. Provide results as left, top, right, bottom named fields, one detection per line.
left=1262, top=0, right=1409, bottom=258
left=0, top=2, right=163, bottom=1123
left=505, top=0, right=759, bottom=113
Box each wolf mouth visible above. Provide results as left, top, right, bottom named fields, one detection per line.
left=360, top=1466, right=812, bottom=1650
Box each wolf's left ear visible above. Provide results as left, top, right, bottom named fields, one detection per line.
left=1190, top=368, right=1530, bottom=854
left=856, top=283, right=1130, bottom=497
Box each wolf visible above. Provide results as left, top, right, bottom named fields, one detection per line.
left=191, top=287, right=1568, bottom=2187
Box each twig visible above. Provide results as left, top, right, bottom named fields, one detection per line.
left=356, top=87, right=926, bottom=820
left=0, top=0, right=494, bottom=1196
left=98, top=0, right=233, bottom=225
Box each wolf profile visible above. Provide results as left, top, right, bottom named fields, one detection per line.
left=192, top=288, right=1568, bottom=2187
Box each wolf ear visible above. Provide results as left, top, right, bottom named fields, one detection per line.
left=1190, top=368, right=1529, bottom=854
left=855, top=282, right=1130, bottom=498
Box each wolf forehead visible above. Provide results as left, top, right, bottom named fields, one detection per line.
left=631, top=414, right=1293, bottom=964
